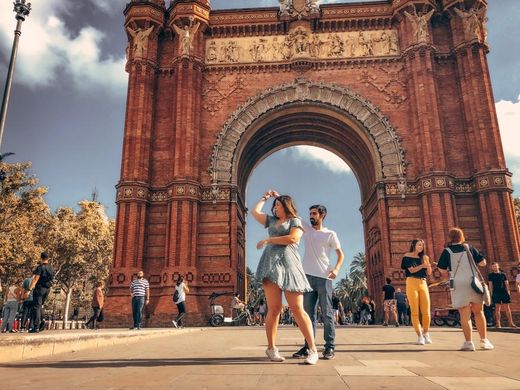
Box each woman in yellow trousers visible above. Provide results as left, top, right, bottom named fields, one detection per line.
left=401, top=239, right=432, bottom=345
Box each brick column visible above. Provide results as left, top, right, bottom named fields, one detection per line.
left=446, top=2, right=519, bottom=262
left=106, top=1, right=164, bottom=324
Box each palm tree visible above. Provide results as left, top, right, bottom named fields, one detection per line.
left=348, top=252, right=368, bottom=311
left=334, top=252, right=368, bottom=314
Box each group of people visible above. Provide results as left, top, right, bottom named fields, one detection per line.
left=249, top=190, right=518, bottom=364
left=1, top=252, right=54, bottom=333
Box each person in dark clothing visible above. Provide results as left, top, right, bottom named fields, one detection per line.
left=394, top=288, right=408, bottom=325
left=85, top=281, right=105, bottom=330
left=28, top=252, right=55, bottom=333
left=382, top=278, right=398, bottom=327
left=368, top=296, right=376, bottom=325
left=488, top=262, right=516, bottom=328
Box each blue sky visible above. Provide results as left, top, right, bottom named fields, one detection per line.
left=0, top=0, right=519, bottom=276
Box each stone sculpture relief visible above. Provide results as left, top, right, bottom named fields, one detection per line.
left=404, top=6, right=434, bottom=44
left=172, top=16, right=200, bottom=56
left=279, top=0, right=320, bottom=19
left=205, top=28, right=399, bottom=64
left=454, top=6, right=487, bottom=42
left=127, top=25, right=154, bottom=58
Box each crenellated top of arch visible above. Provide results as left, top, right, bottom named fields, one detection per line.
left=209, top=77, right=407, bottom=184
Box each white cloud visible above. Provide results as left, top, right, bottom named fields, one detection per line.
left=289, top=146, right=352, bottom=174
left=496, top=96, right=520, bottom=192
left=0, top=0, right=126, bottom=95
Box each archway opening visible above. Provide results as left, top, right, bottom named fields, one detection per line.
left=245, top=145, right=364, bottom=288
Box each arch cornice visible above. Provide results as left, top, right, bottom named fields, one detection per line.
left=209, top=77, right=407, bottom=184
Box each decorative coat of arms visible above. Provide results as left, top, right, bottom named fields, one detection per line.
left=279, top=0, right=320, bottom=19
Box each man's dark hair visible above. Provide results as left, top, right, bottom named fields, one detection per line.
left=386, top=277, right=391, bottom=284
left=41, top=251, right=49, bottom=260
left=309, top=204, right=327, bottom=219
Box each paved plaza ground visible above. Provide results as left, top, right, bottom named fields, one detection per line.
left=0, top=325, right=519, bottom=389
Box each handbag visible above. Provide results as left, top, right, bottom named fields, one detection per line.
left=97, top=309, right=104, bottom=322
left=464, top=245, right=492, bottom=306
left=173, top=289, right=180, bottom=302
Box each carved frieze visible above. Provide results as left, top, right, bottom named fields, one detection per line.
left=205, top=27, right=400, bottom=65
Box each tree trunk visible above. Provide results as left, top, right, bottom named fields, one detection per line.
left=62, top=288, right=72, bottom=328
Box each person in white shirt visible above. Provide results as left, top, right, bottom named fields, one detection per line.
left=292, top=204, right=344, bottom=360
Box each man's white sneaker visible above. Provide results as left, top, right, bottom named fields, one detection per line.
left=480, top=339, right=494, bottom=350
left=304, top=349, right=319, bottom=365
left=265, top=348, right=285, bottom=362
left=460, top=341, right=476, bottom=351
left=423, top=333, right=432, bottom=344
left=171, top=320, right=178, bottom=328
left=416, top=335, right=426, bottom=345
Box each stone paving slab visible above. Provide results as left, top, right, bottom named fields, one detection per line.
left=0, top=326, right=519, bottom=389
left=0, top=328, right=201, bottom=363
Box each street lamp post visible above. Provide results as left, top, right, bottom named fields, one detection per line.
left=0, top=0, right=32, bottom=151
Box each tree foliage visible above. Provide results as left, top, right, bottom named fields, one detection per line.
left=0, top=162, right=51, bottom=284
left=0, top=162, right=114, bottom=320
left=49, top=201, right=114, bottom=321
left=334, top=252, right=368, bottom=312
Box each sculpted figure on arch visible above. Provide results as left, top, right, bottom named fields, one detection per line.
left=126, top=25, right=154, bottom=58
left=279, top=0, right=293, bottom=16
left=454, top=6, right=487, bottom=42
left=404, top=6, right=435, bottom=44
left=173, top=16, right=201, bottom=56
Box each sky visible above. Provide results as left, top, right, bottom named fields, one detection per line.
left=0, top=0, right=519, bottom=278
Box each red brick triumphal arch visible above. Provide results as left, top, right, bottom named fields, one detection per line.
left=105, top=0, right=520, bottom=326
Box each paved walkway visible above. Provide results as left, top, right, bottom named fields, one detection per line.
left=0, top=326, right=519, bottom=389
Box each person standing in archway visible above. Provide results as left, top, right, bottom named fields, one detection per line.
left=400, top=239, right=432, bottom=345
left=253, top=190, right=319, bottom=365
left=292, top=204, right=344, bottom=360
left=437, top=228, right=494, bottom=351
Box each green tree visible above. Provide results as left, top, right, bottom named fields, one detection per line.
left=334, top=252, right=368, bottom=314
left=49, top=201, right=114, bottom=323
left=0, top=162, right=51, bottom=285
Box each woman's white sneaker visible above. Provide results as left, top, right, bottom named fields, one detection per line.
left=423, top=333, right=432, bottom=344
left=416, top=335, right=426, bottom=345
left=265, top=348, right=285, bottom=362
left=304, top=349, right=319, bottom=365
left=480, top=339, right=494, bottom=350
left=460, top=341, right=476, bottom=351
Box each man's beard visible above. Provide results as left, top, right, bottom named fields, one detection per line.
left=310, top=218, right=318, bottom=226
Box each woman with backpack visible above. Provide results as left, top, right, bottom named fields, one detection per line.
left=172, top=275, right=189, bottom=328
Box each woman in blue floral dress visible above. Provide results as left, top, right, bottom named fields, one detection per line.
left=253, top=190, right=318, bottom=365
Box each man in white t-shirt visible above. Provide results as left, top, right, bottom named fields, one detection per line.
left=292, top=204, right=344, bottom=360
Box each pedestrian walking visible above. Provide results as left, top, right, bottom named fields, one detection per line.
left=20, top=275, right=34, bottom=332
left=401, top=239, right=432, bottom=345
left=394, top=288, right=408, bottom=325
left=292, top=203, right=344, bottom=361
left=2, top=282, right=22, bottom=333
left=437, top=227, right=494, bottom=351
left=253, top=190, right=318, bottom=365
left=382, top=278, right=399, bottom=327
left=85, top=281, right=105, bottom=330
left=368, top=296, right=376, bottom=325
left=28, top=252, right=55, bottom=333
left=488, top=262, right=516, bottom=328
left=358, top=296, right=371, bottom=325
left=129, top=270, right=149, bottom=330
left=172, top=275, right=189, bottom=328
left=258, top=299, right=266, bottom=325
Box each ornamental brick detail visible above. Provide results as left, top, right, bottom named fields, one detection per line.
left=210, top=78, right=407, bottom=183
